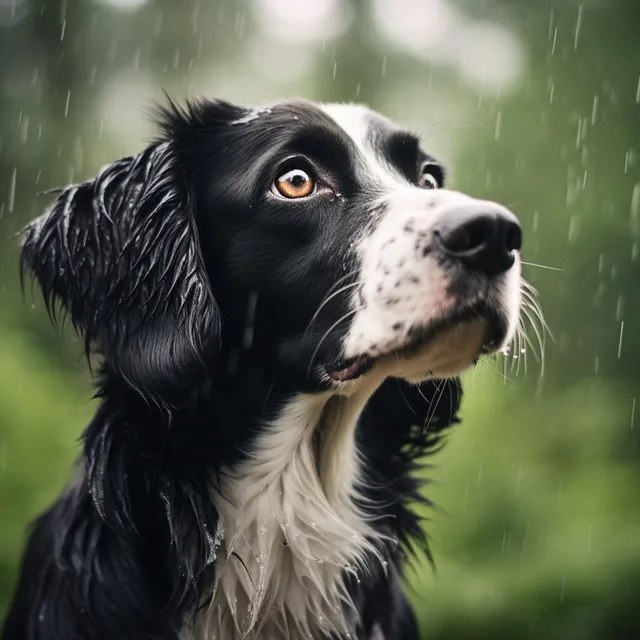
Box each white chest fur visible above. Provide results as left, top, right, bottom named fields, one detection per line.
left=186, top=391, right=385, bottom=640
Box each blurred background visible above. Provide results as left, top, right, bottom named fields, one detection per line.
left=1, top=0, right=639, bottom=637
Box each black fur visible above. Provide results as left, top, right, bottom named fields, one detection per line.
left=3, top=98, right=464, bottom=640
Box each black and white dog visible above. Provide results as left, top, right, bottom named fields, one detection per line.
left=3, top=98, right=525, bottom=640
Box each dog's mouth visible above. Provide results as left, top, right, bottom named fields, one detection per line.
left=324, top=301, right=506, bottom=382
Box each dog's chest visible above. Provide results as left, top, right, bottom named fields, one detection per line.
left=185, top=394, right=383, bottom=639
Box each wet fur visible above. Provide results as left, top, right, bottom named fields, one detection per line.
left=2, top=97, right=505, bottom=640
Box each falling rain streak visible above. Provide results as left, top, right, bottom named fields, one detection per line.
left=0, top=3, right=638, bottom=638
left=7, top=168, right=17, bottom=214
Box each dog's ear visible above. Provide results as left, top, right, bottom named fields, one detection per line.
left=22, top=141, right=219, bottom=402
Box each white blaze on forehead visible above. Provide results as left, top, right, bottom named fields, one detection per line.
left=320, top=103, right=410, bottom=190
left=320, top=103, right=374, bottom=150
left=315, top=104, right=523, bottom=370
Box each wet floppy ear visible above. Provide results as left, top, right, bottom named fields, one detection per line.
left=21, top=142, right=220, bottom=402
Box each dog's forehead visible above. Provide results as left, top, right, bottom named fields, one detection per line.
left=320, top=103, right=400, bottom=156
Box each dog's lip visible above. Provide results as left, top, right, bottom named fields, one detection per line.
left=325, top=301, right=506, bottom=382
left=325, top=355, right=375, bottom=382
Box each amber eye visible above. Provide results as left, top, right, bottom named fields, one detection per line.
left=419, top=164, right=440, bottom=189
left=274, top=168, right=315, bottom=198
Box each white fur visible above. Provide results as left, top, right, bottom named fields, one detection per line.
left=184, top=103, right=522, bottom=640
left=321, top=103, right=405, bottom=191
left=321, top=103, right=522, bottom=365
left=187, top=387, right=388, bottom=640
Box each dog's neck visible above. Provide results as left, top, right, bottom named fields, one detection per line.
left=188, top=379, right=388, bottom=640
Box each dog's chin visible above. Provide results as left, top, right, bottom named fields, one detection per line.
left=325, top=303, right=509, bottom=385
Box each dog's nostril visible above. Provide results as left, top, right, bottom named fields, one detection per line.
left=505, top=223, right=522, bottom=253
left=437, top=218, right=490, bottom=254
left=435, top=204, right=522, bottom=276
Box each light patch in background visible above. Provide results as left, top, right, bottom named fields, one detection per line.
left=453, top=22, right=524, bottom=90
left=254, top=0, right=353, bottom=43
left=372, top=0, right=525, bottom=92
left=90, top=0, right=149, bottom=12
left=248, top=36, right=315, bottom=86
left=372, top=0, right=459, bottom=62
left=98, top=71, right=156, bottom=147
left=0, top=0, right=30, bottom=26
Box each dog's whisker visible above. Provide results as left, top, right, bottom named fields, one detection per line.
left=521, top=260, right=562, bottom=272
left=303, top=279, right=363, bottom=338
left=520, top=306, right=546, bottom=375
left=423, top=380, right=447, bottom=433
left=520, top=292, right=552, bottom=348
left=305, top=306, right=363, bottom=377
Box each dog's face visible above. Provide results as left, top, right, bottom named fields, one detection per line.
left=22, top=98, right=521, bottom=399
left=185, top=100, right=522, bottom=389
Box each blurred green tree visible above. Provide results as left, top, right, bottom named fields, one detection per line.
left=0, top=0, right=638, bottom=637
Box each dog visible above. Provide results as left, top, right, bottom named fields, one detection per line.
left=3, top=98, right=525, bottom=640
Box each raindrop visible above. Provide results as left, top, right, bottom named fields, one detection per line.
left=332, top=61, right=338, bottom=80
left=573, top=5, right=583, bottom=50
left=575, top=118, right=584, bottom=150
left=8, top=167, right=17, bottom=213
left=567, top=216, right=579, bottom=244
left=494, top=110, right=502, bottom=140
left=60, top=18, right=66, bottom=42
left=381, top=56, right=387, bottom=77
left=617, top=321, right=624, bottom=359
left=20, top=115, right=29, bottom=145
left=591, top=95, right=599, bottom=125
left=631, top=183, right=640, bottom=229
left=631, top=398, right=636, bottom=430
left=64, top=90, right=71, bottom=118
left=191, top=2, right=200, bottom=34
left=234, top=10, right=246, bottom=38
left=501, top=530, right=511, bottom=556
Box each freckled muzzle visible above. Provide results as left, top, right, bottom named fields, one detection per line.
left=327, top=191, right=523, bottom=382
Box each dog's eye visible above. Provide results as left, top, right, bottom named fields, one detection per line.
left=274, top=168, right=315, bottom=199
left=418, top=164, right=441, bottom=190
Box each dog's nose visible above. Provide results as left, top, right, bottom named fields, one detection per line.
left=434, top=203, right=522, bottom=276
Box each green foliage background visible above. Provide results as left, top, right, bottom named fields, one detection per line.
left=1, top=0, right=639, bottom=637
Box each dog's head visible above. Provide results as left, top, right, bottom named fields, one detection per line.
left=22, top=98, right=522, bottom=400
